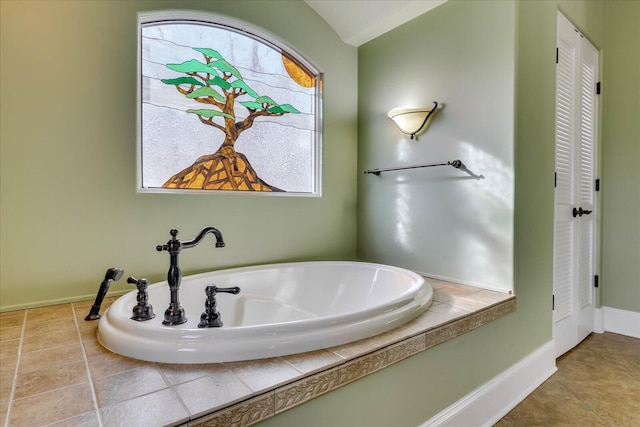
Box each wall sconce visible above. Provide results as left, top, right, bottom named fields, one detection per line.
left=387, top=101, right=442, bottom=139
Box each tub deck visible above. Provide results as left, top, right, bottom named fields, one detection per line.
left=1, top=278, right=515, bottom=426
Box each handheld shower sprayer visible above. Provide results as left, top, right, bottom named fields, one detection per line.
left=85, top=267, right=124, bottom=321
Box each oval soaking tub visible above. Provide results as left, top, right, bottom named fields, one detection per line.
left=97, top=261, right=433, bottom=364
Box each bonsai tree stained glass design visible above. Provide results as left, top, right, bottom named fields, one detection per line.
left=140, top=20, right=320, bottom=193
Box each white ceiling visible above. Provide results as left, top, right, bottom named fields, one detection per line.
left=304, top=0, right=448, bottom=47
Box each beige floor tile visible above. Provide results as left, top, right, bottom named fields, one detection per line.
left=1, top=373, right=14, bottom=419
left=81, top=336, right=112, bottom=358
left=582, top=331, right=640, bottom=355
left=559, top=377, right=640, bottom=426
left=0, top=355, right=18, bottom=378
left=0, top=310, right=25, bottom=319
left=9, top=382, right=95, bottom=426
left=17, top=342, right=85, bottom=374
left=426, top=278, right=456, bottom=290
left=159, top=361, right=229, bottom=386
left=0, top=339, right=19, bottom=358
left=87, top=351, right=150, bottom=380
left=282, top=349, right=345, bottom=374
left=469, top=289, right=511, bottom=304
left=174, top=371, right=253, bottom=417
left=72, top=299, right=98, bottom=311
left=45, top=410, right=101, bottom=427
left=0, top=313, right=25, bottom=329
left=93, top=365, right=168, bottom=407
left=497, top=333, right=640, bottom=426
left=556, top=347, right=631, bottom=383
left=76, top=316, right=99, bottom=331
left=447, top=294, right=493, bottom=311
left=606, top=350, right=640, bottom=380
left=0, top=325, right=22, bottom=342
left=443, top=283, right=484, bottom=297
left=74, top=298, right=114, bottom=319
left=24, top=317, right=77, bottom=336
left=77, top=322, right=99, bottom=341
left=224, top=357, right=303, bottom=393
left=21, top=328, right=80, bottom=353
left=99, top=388, right=189, bottom=427
left=432, top=288, right=455, bottom=303
left=425, top=302, right=472, bottom=319
left=26, top=304, right=74, bottom=323
left=75, top=309, right=110, bottom=324
left=328, top=334, right=389, bottom=359
left=13, top=360, right=88, bottom=399
left=496, top=380, right=608, bottom=426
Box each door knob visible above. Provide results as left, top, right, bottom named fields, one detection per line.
left=572, top=207, right=593, bottom=217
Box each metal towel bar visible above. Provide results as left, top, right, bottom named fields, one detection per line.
left=363, top=159, right=484, bottom=179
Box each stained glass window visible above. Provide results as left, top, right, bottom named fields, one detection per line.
left=138, top=12, right=322, bottom=195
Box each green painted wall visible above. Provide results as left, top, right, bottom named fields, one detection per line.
left=261, top=0, right=550, bottom=424
left=0, top=1, right=358, bottom=310
left=260, top=0, right=633, bottom=425
left=601, top=1, right=640, bottom=312
left=356, top=0, right=515, bottom=293
left=558, top=0, right=606, bottom=45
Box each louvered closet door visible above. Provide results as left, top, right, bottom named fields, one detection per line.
left=575, top=34, right=597, bottom=344
left=553, top=12, right=598, bottom=358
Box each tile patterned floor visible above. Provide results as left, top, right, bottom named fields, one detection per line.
left=496, top=332, right=640, bottom=426
left=0, top=280, right=515, bottom=427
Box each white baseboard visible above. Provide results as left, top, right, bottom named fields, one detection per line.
left=422, top=341, right=557, bottom=427
left=594, top=308, right=605, bottom=333
left=602, top=306, right=640, bottom=339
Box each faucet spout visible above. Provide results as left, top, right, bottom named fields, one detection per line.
left=182, top=226, right=225, bottom=249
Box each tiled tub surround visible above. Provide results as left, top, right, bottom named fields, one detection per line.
left=0, top=279, right=515, bottom=426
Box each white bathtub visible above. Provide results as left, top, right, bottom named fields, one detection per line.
left=97, top=261, right=433, bottom=364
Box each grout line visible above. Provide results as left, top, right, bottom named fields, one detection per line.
left=4, top=310, right=27, bottom=427
left=70, top=304, right=104, bottom=427
left=156, top=365, right=193, bottom=422
left=221, top=362, right=263, bottom=400
left=279, top=356, right=305, bottom=375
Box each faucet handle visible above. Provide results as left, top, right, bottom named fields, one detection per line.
left=127, top=276, right=148, bottom=289
left=199, top=285, right=240, bottom=328
left=157, top=228, right=181, bottom=252
left=127, top=276, right=154, bottom=321
left=218, top=286, right=240, bottom=294
left=205, top=285, right=240, bottom=297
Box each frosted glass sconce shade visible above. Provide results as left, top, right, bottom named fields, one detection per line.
left=388, top=102, right=441, bottom=139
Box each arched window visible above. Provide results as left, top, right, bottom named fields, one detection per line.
left=138, top=11, right=322, bottom=195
